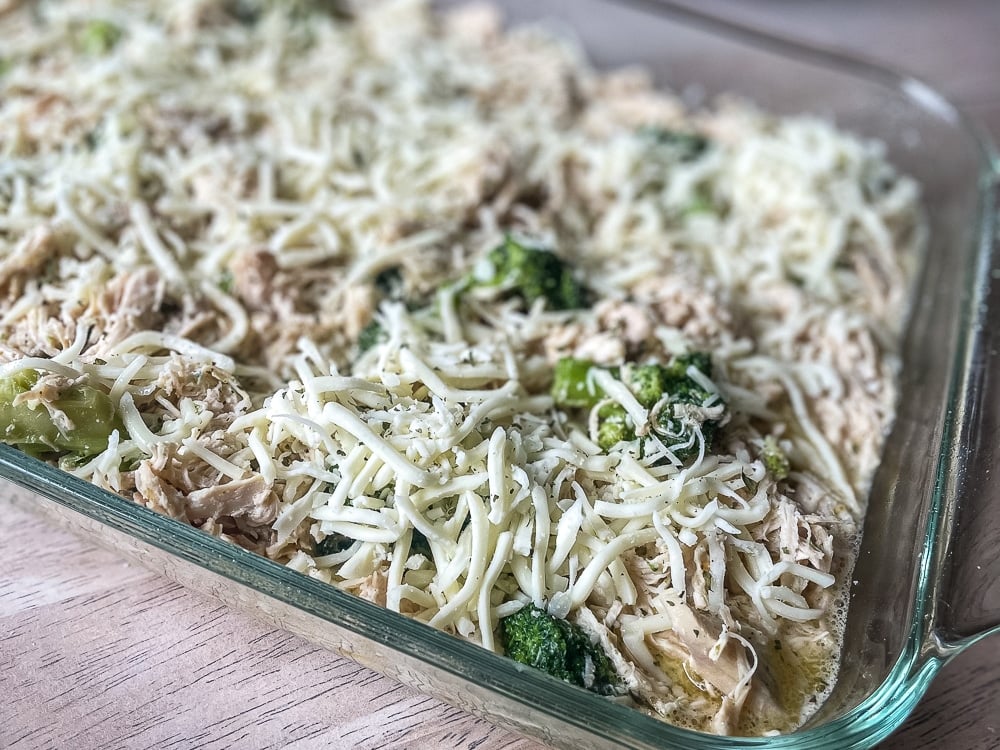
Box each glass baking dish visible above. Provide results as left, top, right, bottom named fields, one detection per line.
left=5, top=1, right=1000, bottom=747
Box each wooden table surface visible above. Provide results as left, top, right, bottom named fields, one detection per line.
left=3, top=2, right=1000, bottom=749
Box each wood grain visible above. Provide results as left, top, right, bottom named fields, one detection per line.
left=3, top=2, right=1000, bottom=749
left=0, top=496, right=541, bottom=750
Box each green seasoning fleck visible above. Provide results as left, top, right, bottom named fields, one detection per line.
left=762, top=436, right=791, bottom=480
left=218, top=270, right=235, bottom=294
left=499, top=604, right=619, bottom=695
left=79, top=20, right=123, bottom=56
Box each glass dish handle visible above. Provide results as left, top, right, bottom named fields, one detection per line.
left=932, top=171, right=1000, bottom=650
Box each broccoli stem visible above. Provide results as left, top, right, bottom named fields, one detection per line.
left=551, top=357, right=607, bottom=408
left=0, top=369, right=124, bottom=457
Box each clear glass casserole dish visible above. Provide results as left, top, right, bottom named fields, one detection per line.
left=5, top=1, right=1000, bottom=747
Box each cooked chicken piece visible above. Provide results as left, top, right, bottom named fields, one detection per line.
left=353, top=569, right=389, bottom=608
left=646, top=603, right=780, bottom=735
left=93, top=267, right=166, bottom=350
left=632, top=274, right=733, bottom=347
left=1, top=311, right=80, bottom=361
left=231, top=249, right=278, bottom=312
left=755, top=496, right=834, bottom=578
left=185, top=475, right=277, bottom=525
left=0, top=226, right=61, bottom=297
left=582, top=68, right=686, bottom=137
left=151, top=355, right=252, bottom=428
left=573, top=606, right=679, bottom=715
left=340, top=283, right=376, bottom=341
left=134, top=445, right=276, bottom=526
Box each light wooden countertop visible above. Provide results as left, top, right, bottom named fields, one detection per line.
left=3, top=2, right=1000, bottom=749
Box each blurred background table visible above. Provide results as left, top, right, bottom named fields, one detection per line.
left=2, top=1, right=999, bottom=748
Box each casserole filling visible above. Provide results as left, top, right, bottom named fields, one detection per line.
left=0, top=0, right=922, bottom=735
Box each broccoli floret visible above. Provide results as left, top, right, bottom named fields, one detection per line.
left=660, top=352, right=713, bottom=394
left=596, top=402, right=633, bottom=451
left=762, top=436, right=790, bottom=480
left=551, top=358, right=632, bottom=449
left=355, top=267, right=415, bottom=355
left=653, top=353, right=723, bottom=460
left=314, top=532, right=353, bottom=557
left=550, top=354, right=724, bottom=461
left=0, top=369, right=125, bottom=457
left=499, top=605, right=619, bottom=695
left=225, top=0, right=263, bottom=24
left=637, top=125, right=710, bottom=161
left=79, top=20, right=122, bottom=55
left=471, top=237, right=587, bottom=311
left=628, top=364, right=667, bottom=408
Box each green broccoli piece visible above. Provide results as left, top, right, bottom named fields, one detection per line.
left=762, top=436, right=790, bottom=480
left=356, top=319, right=386, bottom=353
left=314, top=532, right=353, bottom=557
left=373, top=266, right=405, bottom=301
left=551, top=355, right=724, bottom=460
left=596, top=402, right=633, bottom=451
left=0, top=58, right=10, bottom=78
left=637, top=125, right=710, bottom=161
left=0, top=369, right=124, bottom=457
left=551, top=357, right=607, bottom=409
left=79, top=20, right=122, bottom=55
left=225, top=0, right=263, bottom=24
left=628, top=364, right=667, bottom=408
left=471, top=237, right=587, bottom=311
left=499, top=604, right=619, bottom=695
left=653, top=353, right=723, bottom=459
left=551, top=358, right=633, bottom=449
left=660, top=352, right=713, bottom=392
